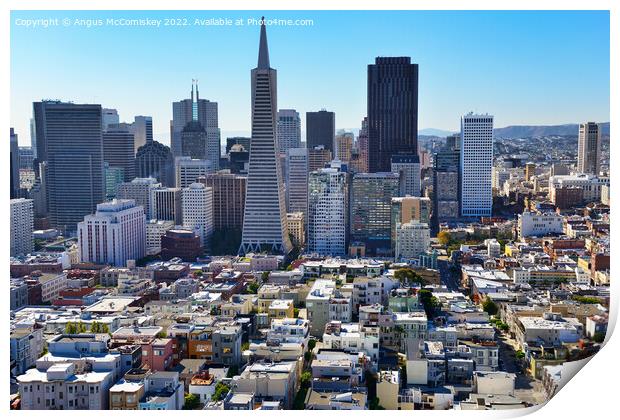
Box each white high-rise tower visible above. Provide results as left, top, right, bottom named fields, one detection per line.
left=460, top=113, right=494, bottom=217
left=239, top=17, right=292, bottom=255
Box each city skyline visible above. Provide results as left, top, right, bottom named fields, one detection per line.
left=10, top=10, right=610, bottom=146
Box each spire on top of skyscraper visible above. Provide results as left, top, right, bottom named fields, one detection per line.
left=257, top=16, right=270, bottom=69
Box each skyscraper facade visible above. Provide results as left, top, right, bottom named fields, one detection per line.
left=350, top=118, right=369, bottom=173
left=577, top=122, right=601, bottom=175
left=116, top=177, right=161, bottom=219
left=103, top=124, right=136, bottom=182
left=135, top=140, right=175, bottom=187
left=350, top=172, right=400, bottom=255
left=182, top=183, right=214, bottom=247
left=132, top=115, right=153, bottom=153
left=307, top=146, right=332, bottom=172
left=391, top=154, right=421, bottom=197
left=102, top=108, right=120, bottom=131
left=460, top=113, right=494, bottom=217
left=335, top=132, right=354, bottom=163
left=33, top=101, right=105, bottom=232
left=306, top=110, right=335, bottom=152
left=204, top=171, right=247, bottom=231
left=239, top=18, right=292, bottom=255
left=308, top=167, right=347, bottom=257
left=10, top=128, right=20, bottom=199
left=171, top=82, right=220, bottom=170
left=10, top=198, right=34, bottom=257
left=367, top=57, right=419, bottom=172
left=151, top=187, right=183, bottom=224
left=432, top=141, right=460, bottom=232
left=175, top=157, right=211, bottom=188
left=180, top=120, right=209, bottom=161
left=77, top=199, right=146, bottom=267
left=285, top=147, right=308, bottom=216
left=277, top=109, right=301, bottom=154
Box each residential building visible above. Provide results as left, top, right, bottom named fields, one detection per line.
left=395, top=221, right=430, bottom=260
left=286, top=212, right=305, bottom=248
left=10, top=198, right=34, bottom=256
left=391, top=154, right=421, bottom=197
left=182, top=183, right=213, bottom=247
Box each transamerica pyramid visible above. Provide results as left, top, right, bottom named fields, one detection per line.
left=238, top=17, right=293, bottom=255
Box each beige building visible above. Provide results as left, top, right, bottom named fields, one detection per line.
left=286, top=212, right=305, bottom=247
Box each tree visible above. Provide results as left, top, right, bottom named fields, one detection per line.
left=307, top=339, right=317, bottom=351
left=418, top=289, right=440, bottom=318
left=482, top=297, right=498, bottom=316
left=300, top=371, right=312, bottom=387
left=246, top=281, right=260, bottom=294
left=394, top=268, right=425, bottom=285
left=261, top=271, right=270, bottom=282
left=90, top=321, right=101, bottom=333
left=593, top=332, right=606, bottom=343
left=437, top=231, right=451, bottom=246
left=212, top=382, right=230, bottom=401
left=183, top=393, right=200, bottom=410
left=241, top=342, right=250, bottom=351
left=77, top=321, right=87, bottom=333
left=65, top=322, right=77, bottom=334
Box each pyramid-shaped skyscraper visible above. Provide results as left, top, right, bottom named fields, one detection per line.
left=239, top=18, right=292, bottom=255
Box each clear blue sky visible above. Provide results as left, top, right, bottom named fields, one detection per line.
left=10, top=10, right=609, bottom=146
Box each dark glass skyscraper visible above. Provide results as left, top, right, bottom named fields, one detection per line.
left=135, top=140, right=175, bottom=187
left=367, top=57, right=419, bottom=173
left=33, top=101, right=105, bottom=233
left=306, top=110, right=335, bottom=152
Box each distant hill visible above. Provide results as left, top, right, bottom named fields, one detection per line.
left=494, top=122, right=609, bottom=138
left=419, top=128, right=456, bottom=137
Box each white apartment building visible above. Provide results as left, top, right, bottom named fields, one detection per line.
left=306, top=279, right=349, bottom=336
left=460, top=113, right=494, bottom=217
left=268, top=318, right=310, bottom=344
left=175, top=157, right=211, bottom=188
left=182, top=183, right=213, bottom=247
left=517, top=211, right=563, bottom=238
left=116, top=177, right=161, bottom=219
left=486, top=238, right=501, bottom=258
left=77, top=199, right=146, bottom=267
left=395, top=221, right=430, bottom=260
left=146, top=219, right=175, bottom=255
left=10, top=198, right=34, bottom=257
left=391, top=154, right=421, bottom=197
left=308, top=167, right=347, bottom=256
left=39, top=273, right=69, bottom=303
left=322, top=321, right=380, bottom=363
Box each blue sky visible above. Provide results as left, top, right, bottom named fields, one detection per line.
left=10, top=10, right=609, bottom=146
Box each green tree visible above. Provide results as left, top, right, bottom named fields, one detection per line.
left=261, top=271, right=270, bottom=282
left=418, top=289, right=440, bottom=318
left=77, top=321, right=87, bottom=333
left=394, top=268, right=425, bottom=285
left=212, top=382, right=230, bottom=401
left=593, top=332, right=606, bottom=343
left=307, top=339, right=317, bottom=351
left=183, top=393, right=201, bottom=410
left=90, top=321, right=100, bottom=333
left=241, top=342, right=250, bottom=351
left=246, top=281, right=260, bottom=294
left=300, top=371, right=312, bottom=387
left=437, top=231, right=451, bottom=246
left=65, top=322, right=77, bottom=334
left=482, top=297, right=498, bottom=316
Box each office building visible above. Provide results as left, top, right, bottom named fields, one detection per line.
left=10, top=128, right=20, bottom=199
left=10, top=198, right=34, bottom=257
left=391, top=196, right=431, bottom=251
left=335, top=131, right=354, bottom=162
left=32, top=101, right=105, bottom=232
left=577, top=122, right=601, bottom=175
left=116, top=177, right=161, bottom=219
left=19, top=147, right=34, bottom=170
left=432, top=142, right=460, bottom=231
left=308, top=167, right=348, bottom=256
left=239, top=18, right=292, bottom=255
left=182, top=183, right=214, bottom=247
left=103, top=124, right=136, bottom=182
left=175, top=157, right=211, bottom=188
left=104, top=164, right=124, bottom=200
left=132, top=115, right=153, bottom=153
left=203, top=171, right=247, bottom=232
left=395, top=222, right=430, bottom=261
left=277, top=109, right=301, bottom=154
left=460, top=113, right=494, bottom=217
left=350, top=172, right=400, bottom=255
left=391, top=154, right=421, bottom=197
left=161, top=229, right=202, bottom=261
left=146, top=219, right=175, bottom=255
left=77, top=199, right=146, bottom=266
left=171, top=81, right=220, bottom=171
left=350, top=118, right=369, bottom=173
left=286, top=212, right=305, bottom=248
left=102, top=108, right=120, bottom=131
left=285, top=147, right=308, bottom=215
left=151, top=187, right=183, bottom=224
left=306, top=110, right=335, bottom=153
left=367, top=57, right=419, bottom=172
left=135, top=140, right=175, bottom=187
left=308, top=145, right=332, bottom=172
left=180, top=121, right=209, bottom=161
